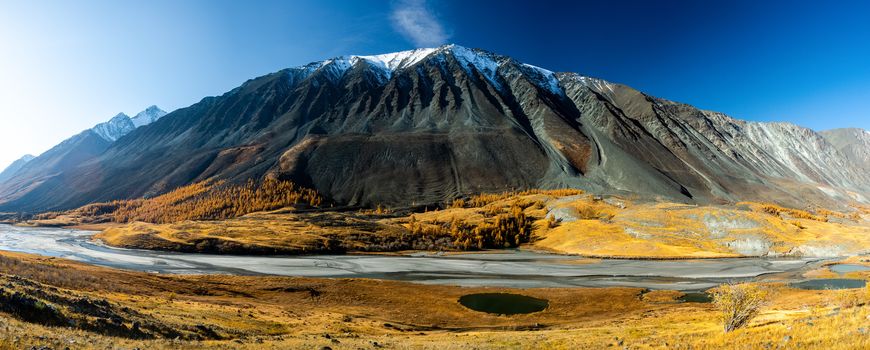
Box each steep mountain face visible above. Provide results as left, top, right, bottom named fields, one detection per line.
left=0, top=155, right=35, bottom=183
left=0, top=45, right=865, bottom=212
left=820, top=128, right=870, bottom=172
left=0, top=107, right=166, bottom=208
left=553, top=75, right=869, bottom=205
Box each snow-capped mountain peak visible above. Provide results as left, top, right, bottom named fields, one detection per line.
left=353, top=47, right=438, bottom=72
left=297, top=47, right=441, bottom=82
left=445, top=45, right=504, bottom=87
left=131, top=105, right=168, bottom=128
left=90, top=106, right=167, bottom=142
left=520, top=64, right=563, bottom=95
left=109, top=112, right=130, bottom=122
left=91, top=113, right=135, bottom=142
left=289, top=45, right=569, bottom=95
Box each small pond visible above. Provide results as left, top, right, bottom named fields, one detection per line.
left=791, top=279, right=867, bottom=290
left=679, top=292, right=713, bottom=303
left=829, top=264, right=870, bottom=274
left=458, top=293, right=549, bottom=315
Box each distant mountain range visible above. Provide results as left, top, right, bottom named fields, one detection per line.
left=0, top=106, right=166, bottom=210
left=0, top=45, right=866, bottom=213
left=0, top=154, right=35, bottom=184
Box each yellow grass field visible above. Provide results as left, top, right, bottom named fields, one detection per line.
left=6, top=191, right=869, bottom=348
left=92, top=192, right=870, bottom=259
left=0, top=250, right=868, bottom=349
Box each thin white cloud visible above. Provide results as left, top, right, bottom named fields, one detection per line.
left=391, top=0, right=449, bottom=47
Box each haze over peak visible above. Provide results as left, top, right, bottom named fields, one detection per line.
left=0, top=154, right=35, bottom=183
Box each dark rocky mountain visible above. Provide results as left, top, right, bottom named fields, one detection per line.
left=0, top=45, right=866, bottom=213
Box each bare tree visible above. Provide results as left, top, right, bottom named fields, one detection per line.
left=712, top=283, right=769, bottom=332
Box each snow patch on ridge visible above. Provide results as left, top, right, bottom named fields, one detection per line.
left=289, top=44, right=571, bottom=95
left=355, top=47, right=437, bottom=73
left=521, top=64, right=563, bottom=95
left=447, top=45, right=503, bottom=89
left=92, top=113, right=135, bottom=142
left=91, top=106, right=168, bottom=142
left=130, top=105, right=167, bottom=128
left=315, top=58, right=356, bottom=82
left=287, top=48, right=439, bottom=83
left=560, top=73, right=618, bottom=95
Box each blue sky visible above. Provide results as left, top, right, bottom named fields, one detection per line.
left=0, top=0, right=868, bottom=170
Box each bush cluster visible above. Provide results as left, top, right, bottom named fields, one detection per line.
left=407, top=203, right=534, bottom=250
left=712, top=283, right=769, bottom=332
left=757, top=203, right=827, bottom=222
left=47, top=178, right=323, bottom=224
left=450, top=189, right=583, bottom=208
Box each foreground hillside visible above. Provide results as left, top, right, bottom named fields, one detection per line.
left=0, top=250, right=868, bottom=349
left=0, top=45, right=867, bottom=213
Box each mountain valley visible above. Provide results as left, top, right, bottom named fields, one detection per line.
left=0, top=45, right=868, bottom=350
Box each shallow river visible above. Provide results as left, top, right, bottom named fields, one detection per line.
left=0, top=224, right=823, bottom=290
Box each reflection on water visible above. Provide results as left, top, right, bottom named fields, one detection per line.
left=829, top=264, right=870, bottom=274
left=678, top=292, right=713, bottom=303
left=791, top=279, right=867, bottom=290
